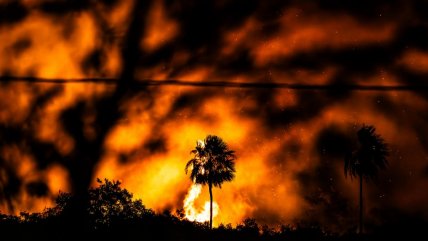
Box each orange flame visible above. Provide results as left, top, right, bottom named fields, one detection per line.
left=1, top=0, right=428, bottom=230
left=183, top=183, right=219, bottom=223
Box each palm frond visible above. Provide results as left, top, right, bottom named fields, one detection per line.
left=345, top=125, right=389, bottom=180
left=185, top=135, right=236, bottom=187
left=185, top=159, right=196, bottom=174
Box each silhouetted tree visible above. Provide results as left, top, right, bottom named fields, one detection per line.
left=185, top=135, right=236, bottom=229
left=237, top=218, right=259, bottom=239
left=46, top=178, right=151, bottom=230
left=87, top=178, right=150, bottom=228
left=345, top=125, right=389, bottom=234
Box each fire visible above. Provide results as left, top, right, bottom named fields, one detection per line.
left=183, top=183, right=219, bottom=223
left=1, top=0, right=428, bottom=231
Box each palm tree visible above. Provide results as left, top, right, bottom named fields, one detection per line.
left=185, top=135, right=236, bottom=229
left=345, top=125, right=389, bottom=234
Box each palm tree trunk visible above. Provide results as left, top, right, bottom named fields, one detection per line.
left=209, top=181, right=213, bottom=229
left=359, top=173, right=363, bottom=234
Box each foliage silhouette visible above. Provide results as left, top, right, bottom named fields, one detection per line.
left=86, top=178, right=150, bottom=228
left=0, top=177, right=427, bottom=240
left=344, top=125, right=389, bottom=234
left=185, top=135, right=236, bottom=229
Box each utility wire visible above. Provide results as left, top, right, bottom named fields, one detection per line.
left=1, top=76, right=428, bottom=91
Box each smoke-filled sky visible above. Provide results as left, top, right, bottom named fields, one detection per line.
left=1, top=0, right=428, bottom=231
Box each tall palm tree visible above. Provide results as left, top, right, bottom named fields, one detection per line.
left=345, top=125, right=389, bottom=234
left=185, top=135, right=236, bottom=229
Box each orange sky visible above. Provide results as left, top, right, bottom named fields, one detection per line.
left=0, top=0, right=428, bottom=231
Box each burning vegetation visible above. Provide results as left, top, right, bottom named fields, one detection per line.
left=1, top=0, right=428, bottom=238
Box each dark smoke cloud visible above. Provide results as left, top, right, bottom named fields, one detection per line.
left=0, top=0, right=427, bottom=232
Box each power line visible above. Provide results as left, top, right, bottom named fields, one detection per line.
left=1, top=76, right=428, bottom=91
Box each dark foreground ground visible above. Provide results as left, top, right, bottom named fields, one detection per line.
left=1, top=179, right=426, bottom=241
